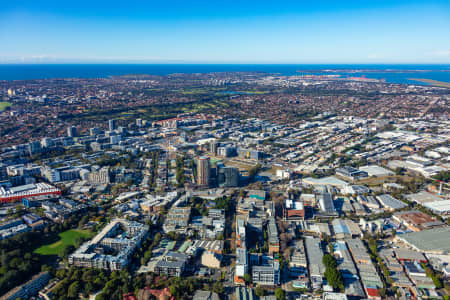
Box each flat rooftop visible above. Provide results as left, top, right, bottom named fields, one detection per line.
left=398, top=227, right=450, bottom=253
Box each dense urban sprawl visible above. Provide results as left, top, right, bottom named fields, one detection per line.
left=0, top=72, right=449, bottom=300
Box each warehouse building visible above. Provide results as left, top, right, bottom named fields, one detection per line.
left=395, top=227, right=450, bottom=254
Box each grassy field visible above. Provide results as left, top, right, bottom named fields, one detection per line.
left=65, top=98, right=230, bottom=123
left=34, top=229, right=93, bottom=256
left=0, top=101, right=12, bottom=111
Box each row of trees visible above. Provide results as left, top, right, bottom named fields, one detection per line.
left=148, top=151, right=161, bottom=189
left=135, top=232, right=162, bottom=266
left=0, top=232, right=42, bottom=295
left=322, top=254, right=344, bottom=292
left=176, top=155, right=185, bottom=187
left=421, top=263, right=443, bottom=289
left=248, top=163, right=262, bottom=181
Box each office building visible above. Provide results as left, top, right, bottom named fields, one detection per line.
left=67, top=126, right=77, bottom=138
left=210, top=141, right=218, bottom=155
left=28, top=141, right=42, bottom=155
left=155, top=252, right=188, bottom=277
left=87, top=166, right=111, bottom=184
left=41, top=137, right=54, bottom=148
left=217, top=166, right=239, bottom=187
left=197, top=156, right=210, bottom=186
left=7, top=88, right=15, bottom=97
left=252, top=260, right=280, bottom=286
left=237, top=148, right=263, bottom=160
left=90, top=127, right=101, bottom=136
left=108, top=119, right=117, bottom=131
left=0, top=163, right=7, bottom=181
left=163, top=206, right=191, bottom=232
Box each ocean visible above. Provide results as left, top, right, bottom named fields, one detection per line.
left=0, top=64, right=449, bottom=85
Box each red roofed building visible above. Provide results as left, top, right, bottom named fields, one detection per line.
left=284, top=200, right=305, bottom=219
left=365, top=287, right=381, bottom=300
left=136, top=287, right=174, bottom=300
left=0, top=183, right=61, bottom=203
left=123, top=293, right=137, bottom=300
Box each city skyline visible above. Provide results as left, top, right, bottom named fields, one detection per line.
left=1, top=0, right=450, bottom=64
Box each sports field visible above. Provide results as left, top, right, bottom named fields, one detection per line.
left=34, top=229, right=93, bottom=255
left=0, top=102, right=12, bottom=111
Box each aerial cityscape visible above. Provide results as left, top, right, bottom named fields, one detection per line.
left=0, top=1, right=450, bottom=300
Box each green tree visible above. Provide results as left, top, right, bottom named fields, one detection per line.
left=323, top=254, right=344, bottom=292
left=255, top=285, right=266, bottom=297
left=68, top=281, right=81, bottom=298
left=275, top=288, right=285, bottom=300
left=61, top=245, right=76, bottom=259
left=243, top=273, right=252, bottom=284
left=212, top=281, right=224, bottom=295
left=95, top=293, right=106, bottom=300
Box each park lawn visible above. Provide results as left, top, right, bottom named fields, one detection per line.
left=0, top=102, right=12, bottom=111
left=34, top=229, right=93, bottom=256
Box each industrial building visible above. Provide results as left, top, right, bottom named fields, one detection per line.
left=305, top=237, right=325, bottom=290
left=396, top=226, right=450, bottom=254
left=332, top=219, right=362, bottom=239
left=0, top=183, right=61, bottom=203
left=284, top=199, right=305, bottom=219
left=376, top=194, right=407, bottom=211
left=319, top=192, right=337, bottom=216
left=393, top=210, right=445, bottom=231
left=359, top=165, right=394, bottom=177
left=336, top=166, right=368, bottom=181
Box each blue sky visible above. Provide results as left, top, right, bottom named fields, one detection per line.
left=1, top=0, right=449, bottom=63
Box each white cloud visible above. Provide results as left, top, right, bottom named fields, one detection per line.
left=367, top=53, right=383, bottom=59
left=428, top=50, right=450, bottom=57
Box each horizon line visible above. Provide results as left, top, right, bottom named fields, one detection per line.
left=1, top=62, right=450, bottom=65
